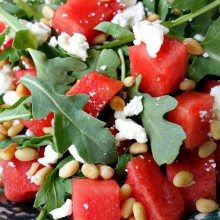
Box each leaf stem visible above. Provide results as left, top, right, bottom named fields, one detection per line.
left=118, top=49, right=126, bottom=82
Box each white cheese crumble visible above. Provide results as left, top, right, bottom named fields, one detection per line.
left=21, top=20, right=51, bottom=45
left=120, top=0, right=137, bottom=7
left=133, top=20, right=169, bottom=58
left=111, top=2, right=145, bottom=27
left=38, top=145, right=62, bottom=166
left=8, top=162, right=15, bottom=168
left=25, top=129, right=34, bottom=137
left=203, top=52, right=209, bottom=58
left=69, top=144, right=86, bottom=163
left=3, top=91, right=20, bottom=106
left=115, top=118, right=148, bottom=143
left=210, top=85, right=220, bottom=120
left=49, top=199, right=72, bottom=220
left=83, top=203, right=89, bottom=210
left=45, top=0, right=52, bottom=4
left=199, top=110, right=208, bottom=122
left=0, top=165, right=3, bottom=174
left=194, top=34, right=205, bottom=42
left=0, top=64, right=13, bottom=95
left=49, top=32, right=89, bottom=61
left=100, top=65, right=107, bottom=71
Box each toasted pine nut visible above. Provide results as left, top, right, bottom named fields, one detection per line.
left=110, top=96, right=125, bottom=111
left=31, top=166, right=53, bottom=185
left=16, top=84, right=29, bottom=97
left=120, top=184, right=132, bottom=203
left=0, top=143, right=18, bottom=161
left=121, top=198, right=136, bottom=219
left=128, top=217, right=135, bottom=220
left=40, top=18, right=51, bottom=26
left=173, top=171, right=194, bottom=187
left=26, top=162, right=40, bottom=176
left=0, top=59, right=8, bottom=69
left=42, top=5, right=55, bottom=19
left=147, top=13, right=160, bottom=22
left=98, top=164, right=114, bottom=180
left=198, top=139, right=217, bottom=158
left=179, top=79, right=196, bottom=91
left=81, top=163, right=100, bottom=179
left=7, top=124, right=24, bottom=137
left=0, top=124, right=7, bottom=135
left=210, top=120, right=220, bottom=140
left=92, top=33, right=107, bottom=45
left=15, top=148, right=38, bottom=162
left=129, top=142, right=148, bottom=155
left=3, top=121, right=13, bottom=129
left=173, top=8, right=182, bottom=16
left=133, top=202, right=147, bottom=220
left=0, top=133, right=6, bottom=141
left=183, top=38, right=204, bottom=56
left=43, top=127, right=54, bottom=135
left=59, top=160, right=80, bottom=178
left=123, top=76, right=135, bottom=87
left=20, top=55, right=35, bottom=69
left=196, top=198, right=219, bottom=213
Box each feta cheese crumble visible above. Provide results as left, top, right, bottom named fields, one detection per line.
left=133, top=20, right=169, bottom=58
left=194, top=34, right=205, bottom=42
left=49, top=32, right=89, bottom=61
left=120, top=0, right=137, bottom=7
left=115, top=118, right=148, bottom=143
left=25, top=129, right=34, bottom=137
left=210, top=85, right=220, bottom=120
left=38, top=145, right=62, bottom=166
left=3, top=91, right=20, bottom=106
left=0, top=64, right=13, bottom=95
left=111, top=2, right=145, bottom=27
left=203, top=52, right=209, bottom=58
left=49, top=199, right=72, bottom=220
left=69, top=144, right=86, bottom=163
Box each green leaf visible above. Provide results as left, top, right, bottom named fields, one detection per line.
left=0, top=135, right=25, bottom=149
left=143, top=0, right=155, bottom=12
left=114, top=154, right=132, bottom=177
left=0, top=96, right=31, bottom=122
left=0, top=48, right=26, bottom=63
left=95, top=22, right=134, bottom=39
left=128, top=76, right=186, bottom=165
left=21, top=76, right=118, bottom=164
left=188, top=18, right=220, bottom=82
left=158, top=0, right=169, bottom=21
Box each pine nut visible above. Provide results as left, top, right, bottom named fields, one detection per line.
left=121, top=198, right=136, bottom=219
left=59, top=160, right=80, bottom=178
left=31, top=166, right=53, bottom=185
left=16, top=84, right=29, bottom=97
left=42, top=5, right=55, bottom=19
left=0, top=133, right=6, bottom=142
left=40, top=18, right=51, bottom=26
left=198, top=139, right=217, bottom=158
left=20, top=55, right=35, bottom=69
left=183, top=38, right=204, bottom=55
left=123, top=76, right=135, bottom=87
left=110, top=96, right=125, bottom=111
left=147, top=13, right=160, bottom=22
left=173, top=8, right=182, bottom=16
left=98, top=164, right=114, bottom=180
left=173, top=171, right=194, bottom=187
left=0, top=143, right=18, bottom=161
left=179, top=79, right=196, bottom=91
left=129, top=142, right=148, bottom=155
left=133, top=202, right=147, bottom=220
left=128, top=217, right=135, bottom=220
left=81, top=163, right=100, bottom=179
left=0, top=59, right=8, bottom=69
left=3, top=121, right=13, bottom=129
left=43, top=127, right=54, bottom=135
left=196, top=198, right=219, bottom=213
left=92, top=33, right=107, bottom=45
left=26, top=162, right=40, bottom=176
left=210, top=120, right=220, bottom=140
left=15, top=148, right=38, bottom=162
left=120, top=184, right=132, bottom=203
left=7, top=124, right=24, bottom=137
left=0, top=124, right=7, bottom=135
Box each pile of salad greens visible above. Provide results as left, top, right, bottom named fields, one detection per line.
left=0, top=0, right=220, bottom=219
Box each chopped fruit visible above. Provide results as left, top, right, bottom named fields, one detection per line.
left=129, top=37, right=188, bottom=96
left=13, top=69, right=37, bottom=85
left=168, top=92, right=214, bottom=149
left=72, top=179, right=120, bottom=220
left=66, top=72, right=123, bottom=117
left=201, top=80, right=220, bottom=93
left=127, top=154, right=184, bottom=220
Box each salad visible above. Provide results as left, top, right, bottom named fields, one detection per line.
left=0, top=0, right=220, bottom=219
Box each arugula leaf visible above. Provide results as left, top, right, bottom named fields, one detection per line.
left=0, top=48, right=26, bottom=63
left=158, top=0, right=169, bottom=21
left=188, top=18, right=220, bottom=82
left=114, top=154, right=132, bottom=177
left=0, top=1, right=25, bottom=17
left=0, top=96, right=31, bottom=122
left=0, top=135, right=25, bottom=149
left=95, top=22, right=134, bottom=39
left=21, top=76, right=118, bottom=164
left=129, top=76, right=186, bottom=165
left=143, top=0, right=155, bottom=12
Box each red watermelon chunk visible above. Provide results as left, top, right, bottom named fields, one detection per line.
left=72, top=179, right=120, bottom=220
left=129, top=37, right=188, bottom=96
left=126, top=154, right=184, bottom=220
left=0, top=21, right=6, bottom=33
left=168, top=92, right=214, bottom=149
left=52, top=0, right=123, bottom=43
left=167, top=149, right=216, bottom=213
left=66, top=72, right=123, bottom=117
left=201, top=80, right=220, bottom=93
left=0, top=158, right=40, bottom=202
left=21, top=112, right=54, bottom=136
left=13, top=69, right=37, bottom=85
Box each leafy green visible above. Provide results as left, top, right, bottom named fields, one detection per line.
left=158, top=0, right=169, bottom=21
left=0, top=135, right=25, bottom=149
left=95, top=22, right=134, bottom=39
left=0, top=1, right=25, bottom=18
left=114, top=154, right=132, bottom=177
left=188, top=18, right=220, bottom=82
left=143, top=0, right=155, bottom=12
left=21, top=76, right=118, bottom=164
left=129, top=76, right=186, bottom=165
